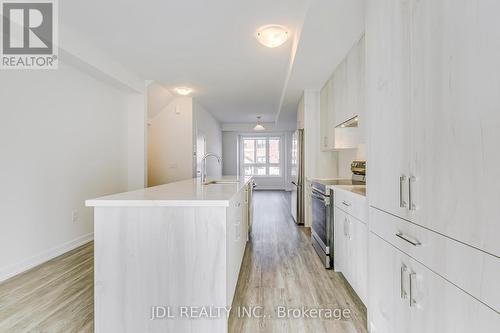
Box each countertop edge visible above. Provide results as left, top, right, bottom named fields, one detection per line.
left=85, top=199, right=230, bottom=208
left=326, top=184, right=367, bottom=198
left=85, top=177, right=253, bottom=208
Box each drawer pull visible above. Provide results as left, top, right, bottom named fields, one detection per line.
left=396, top=232, right=421, bottom=246
left=342, top=201, right=351, bottom=207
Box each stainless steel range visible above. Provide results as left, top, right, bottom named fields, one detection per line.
left=310, top=161, right=366, bottom=268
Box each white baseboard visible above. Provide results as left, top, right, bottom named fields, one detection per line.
left=0, top=232, right=94, bottom=283
left=254, top=185, right=288, bottom=190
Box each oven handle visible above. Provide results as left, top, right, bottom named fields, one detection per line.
left=312, top=188, right=328, bottom=197
left=311, top=192, right=330, bottom=206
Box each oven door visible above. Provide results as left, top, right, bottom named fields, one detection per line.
left=311, top=188, right=332, bottom=268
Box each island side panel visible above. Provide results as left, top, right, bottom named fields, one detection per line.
left=94, top=206, right=228, bottom=333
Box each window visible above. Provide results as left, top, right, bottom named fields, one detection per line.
left=242, top=136, right=281, bottom=176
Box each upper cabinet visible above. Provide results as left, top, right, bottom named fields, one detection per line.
left=336, top=36, right=365, bottom=127
left=320, top=35, right=365, bottom=151
left=320, top=79, right=335, bottom=150
left=367, top=0, right=500, bottom=257
left=332, top=60, right=348, bottom=126
left=366, top=0, right=412, bottom=220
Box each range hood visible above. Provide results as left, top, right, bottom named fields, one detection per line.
left=335, top=115, right=359, bottom=128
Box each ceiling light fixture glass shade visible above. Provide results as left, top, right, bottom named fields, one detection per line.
left=256, top=25, right=289, bottom=48
left=254, top=116, right=266, bottom=131
left=174, top=87, right=192, bottom=96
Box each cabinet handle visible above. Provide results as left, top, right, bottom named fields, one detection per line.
left=408, top=176, right=416, bottom=211
left=409, top=272, right=417, bottom=307
left=342, top=201, right=351, bottom=207
left=235, top=224, right=240, bottom=241
left=347, top=217, right=352, bottom=240
left=400, top=264, right=408, bottom=299
left=395, top=232, right=421, bottom=247
left=343, top=217, right=348, bottom=237
left=399, top=175, right=407, bottom=208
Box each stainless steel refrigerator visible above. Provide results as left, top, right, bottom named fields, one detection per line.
left=290, top=129, right=304, bottom=224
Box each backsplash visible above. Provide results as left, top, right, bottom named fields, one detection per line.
left=338, top=144, right=366, bottom=178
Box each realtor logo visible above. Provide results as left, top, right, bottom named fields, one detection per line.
left=1, top=0, right=58, bottom=69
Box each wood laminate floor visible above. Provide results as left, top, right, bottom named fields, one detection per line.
left=0, top=190, right=366, bottom=333
left=0, top=242, right=94, bottom=333
left=228, top=190, right=367, bottom=333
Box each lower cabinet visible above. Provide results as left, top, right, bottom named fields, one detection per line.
left=369, top=231, right=500, bottom=333
left=226, top=188, right=248, bottom=306
left=334, top=206, right=367, bottom=304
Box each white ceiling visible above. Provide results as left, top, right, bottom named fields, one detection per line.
left=61, top=0, right=365, bottom=126
left=277, top=0, right=365, bottom=126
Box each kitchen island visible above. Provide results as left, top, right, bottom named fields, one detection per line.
left=86, top=176, right=254, bottom=333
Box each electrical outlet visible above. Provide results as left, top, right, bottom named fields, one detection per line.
left=72, top=210, right=79, bottom=223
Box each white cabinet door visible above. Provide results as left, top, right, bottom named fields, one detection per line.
left=327, top=78, right=336, bottom=136
left=334, top=207, right=348, bottom=274
left=320, top=81, right=334, bottom=151
left=226, top=192, right=246, bottom=306
left=333, top=60, right=348, bottom=127
left=243, top=184, right=249, bottom=241
left=334, top=206, right=368, bottom=304
left=406, top=250, right=500, bottom=333
left=408, top=0, right=500, bottom=257
left=366, top=0, right=412, bottom=221
left=342, top=214, right=354, bottom=287
left=369, top=229, right=500, bottom=333
left=350, top=216, right=368, bottom=304
left=346, top=36, right=365, bottom=123
left=368, top=232, right=398, bottom=333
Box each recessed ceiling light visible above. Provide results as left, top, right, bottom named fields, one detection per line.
left=254, top=116, right=266, bottom=131
left=174, top=87, right=192, bottom=96
left=256, top=25, right=289, bottom=48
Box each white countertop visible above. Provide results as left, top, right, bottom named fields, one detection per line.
left=327, top=184, right=366, bottom=197
left=85, top=176, right=253, bottom=207
left=307, top=177, right=367, bottom=197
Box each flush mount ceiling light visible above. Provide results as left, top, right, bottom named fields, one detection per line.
left=174, top=87, right=192, bottom=96
left=256, top=25, right=289, bottom=48
left=253, top=116, right=266, bottom=131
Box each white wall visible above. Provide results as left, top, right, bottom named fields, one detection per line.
left=147, top=92, right=222, bottom=186
left=222, top=131, right=239, bottom=176
left=193, top=102, right=222, bottom=178
left=148, top=97, right=194, bottom=186
left=147, top=82, right=174, bottom=119
left=337, top=144, right=367, bottom=178
left=0, top=62, right=142, bottom=281
left=127, top=94, right=147, bottom=190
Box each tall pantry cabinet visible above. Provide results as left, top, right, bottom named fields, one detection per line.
left=366, top=0, right=500, bottom=332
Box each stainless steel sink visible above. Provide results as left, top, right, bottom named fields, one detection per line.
left=203, top=180, right=240, bottom=185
